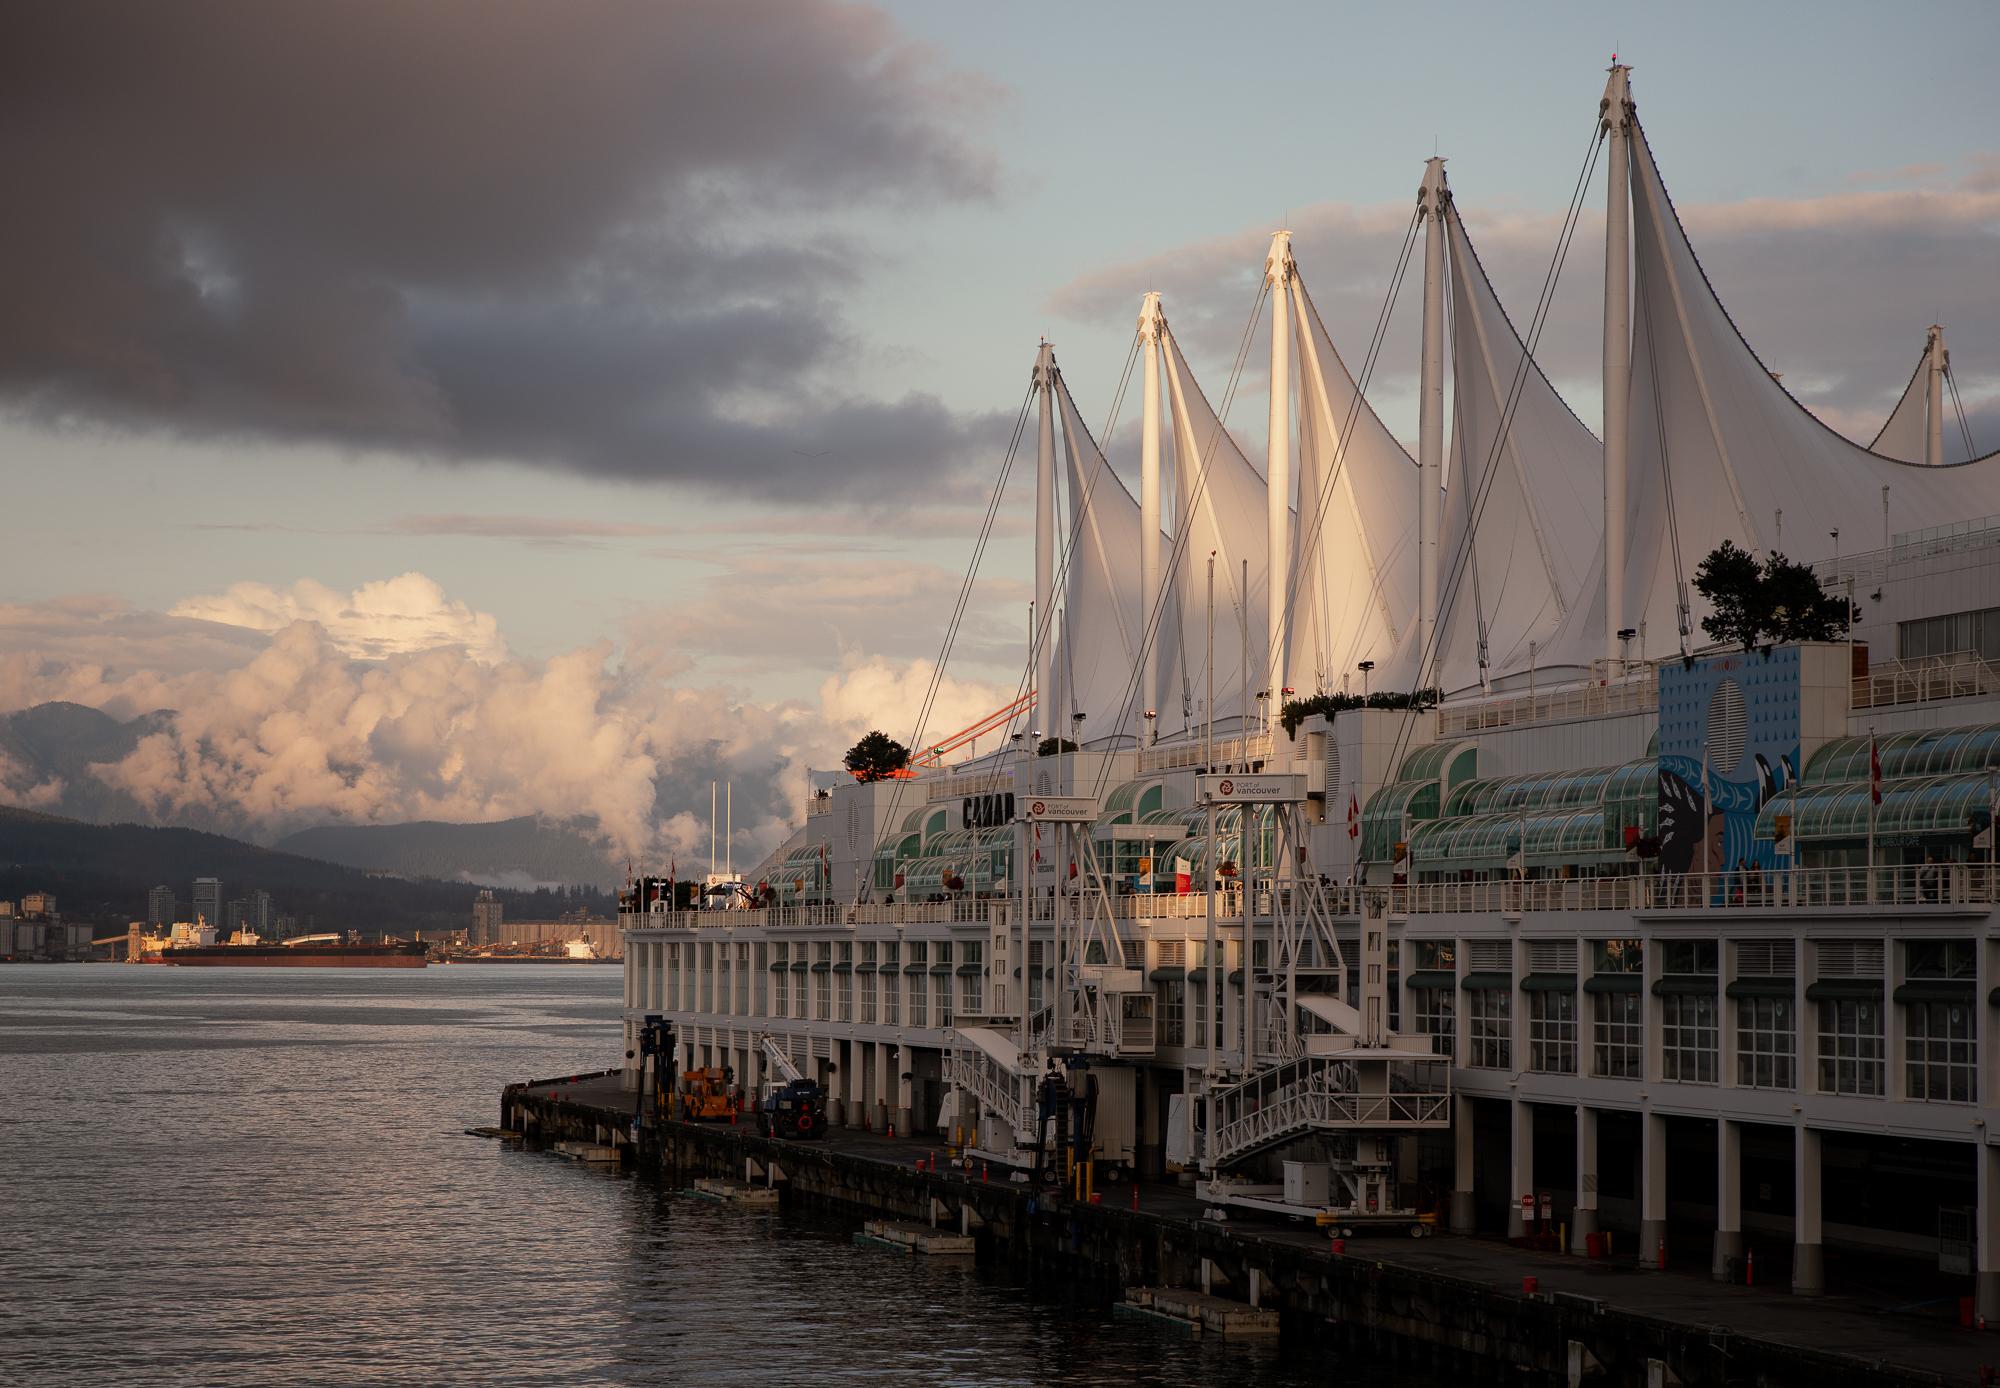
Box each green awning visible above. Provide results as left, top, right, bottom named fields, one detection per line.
left=903, top=963, right=927, bottom=974
left=1725, top=977, right=1796, bottom=999
left=929, top=964, right=953, bottom=975
left=1149, top=967, right=1190, bottom=982
left=1805, top=978, right=1883, bottom=1001
left=1228, top=969, right=1244, bottom=985
left=1520, top=972, right=1577, bottom=992
left=1405, top=969, right=1456, bottom=990
left=788, top=960, right=809, bottom=972
left=810, top=961, right=831, bottom=973
left=768, top=960, right=788, bottom=971
left=832, top=962, right=853, bottom=973
left=1460, top=971, right=1512, bottom=991
left=957, top=963, right=984, bottom=976
left=1893, top=978, right=1976, bottom=1004
left=1584, top=973, right=1642, bottom=994
left=1652, top=975, right=1717, bottom=996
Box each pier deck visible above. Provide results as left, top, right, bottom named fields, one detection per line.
left=506, top=1072, right=1992, bottom=1384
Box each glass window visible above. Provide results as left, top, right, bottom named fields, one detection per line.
left=910, top=970, right=929, bottom=1028
left=1592, top=939, right=1644, bottom=974
left=1467, top=988, right=1511, bottom=1069
left=1906, top=1001, right=1976, bottom=1103
left=773, top=956, right=788, bottom=1018
left=1593, top=991, right=1642, bottom=1078
left=736, top=943, right=751, bottom=1013
left=881, top=968, right=899, bottom=1026
left=1659, top=940, right=1718, bottom=976
left=1529, top=989, right=1577, bottom=1074
left=1816, top=998, right=1884, bottom=1096
left=1736, top=996, right=1795, bottom=1089
left=1159, top=981, right=1185, bottom=1047
left=1411, top=987, right=1454, bottom=1060
left=1906, top=940, right=1975, bottom=979
left=860, top=966, right=877, bottom=1024
left=815, top=969, right=831, bottom=1021
left=1661, top=992, right=1718, bottom=1083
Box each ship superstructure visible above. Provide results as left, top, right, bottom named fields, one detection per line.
left=622, top=68, right=2000, bottom=1306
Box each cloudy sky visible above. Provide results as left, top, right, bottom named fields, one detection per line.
left=2, top=1, right=1995, bottom=869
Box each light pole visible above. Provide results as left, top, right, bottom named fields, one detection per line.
left=1358, top=660, right=1376, bottom=700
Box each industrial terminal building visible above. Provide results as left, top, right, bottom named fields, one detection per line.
left=619, top=69, right=2000, bottom=1312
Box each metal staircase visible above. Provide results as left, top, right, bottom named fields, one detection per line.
left=943, top=1026, right=1036, bottom=1147
left=1205, top=1055, right=1449, bottom=1167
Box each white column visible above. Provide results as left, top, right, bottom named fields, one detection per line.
left=1265, top=233, right=1294, bottom=720
left=1927, top=324, right=1947, bottom=470
left=1571, top=1104, right=1600, bottom=1252
left=1034, top=342, right=1057, bottom=735
left=1713, top=1118, right=1743, bottom=1280
left=1794, top=1124, right=1824, bottom=1295
left=1977, top=1140, right=2000, bottom=1323
left=1507, top=1098, right=1535, bottom=1239
left=1416, top=159, right=1447, bottom=670
left=1601, top=64, right=1633, bottom=666
left=1452, top=1094, right=1477, bottom=1231
left=1139, top=293, right=1165, bottom=736
left=1640, top=1108, right=1667, bottom=1268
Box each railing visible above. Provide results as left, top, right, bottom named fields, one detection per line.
left=1349, top=862, right=2000, bottom=915
left=924, top=768, right=1011, bottom=803
left=1138, top=733, right=1274, bottom=775
left=624, top=863, right=2000, bottom=935
left=943, top=1032, right=1034, bottom=1144
left=1207, top=1055, right=1450, bottom=1167
left=806, top=794, right=833, bottom=818
left=1851, top=651, right=2000, bottom=709
left=626, top=900, right=999, bottom=931
left=1436, top=667, right=1659, bottom=736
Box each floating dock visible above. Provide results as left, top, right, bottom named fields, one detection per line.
left=504, top=1070, right=1977, bottom=1387
left=691, top=1178, right=780, bottom=1206
left=857, top=1218, right=975, bottom=1256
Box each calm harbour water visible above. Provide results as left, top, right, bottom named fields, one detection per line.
left=0, top=964, right=1372, bottom=1387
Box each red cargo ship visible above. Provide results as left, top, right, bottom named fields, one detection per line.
left=163, top=938, right=429, bottom=968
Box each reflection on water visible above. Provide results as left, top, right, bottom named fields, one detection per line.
left=0, top=966, right=1366, bottom=1386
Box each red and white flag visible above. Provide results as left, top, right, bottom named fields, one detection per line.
left=1173, top=857, right=1193, bottom=894
left=1346, top=792, right=1361, bottom=840
left=1870, top=736, right=1883, bottom=806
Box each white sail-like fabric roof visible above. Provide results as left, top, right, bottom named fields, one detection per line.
left=1161, top=327, right=1269, bottom=731
left=1611, top=120, right=2000, bottom=648
left=1286, top=275, right=1418, bottom=692
left=1433, top=205, right=1603, bottom=692
left=1048, top=376, right=1158, bottom=745
left=1870, top=345, right=1935, bottom=465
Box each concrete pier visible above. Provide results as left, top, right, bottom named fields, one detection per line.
left=505, top=1071, right=1989, bottom=1387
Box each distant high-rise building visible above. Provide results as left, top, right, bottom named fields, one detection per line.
left=147, top=885, right=176, bottom=927
left=471, top=890, right=503, bottom=946
left=21, top=892, right=55, bottom=918
left=192, top=878, right=222, bottom=929
left=254, top=890, right=273, bottom=934
left=225, top=899, right=250, bottom=934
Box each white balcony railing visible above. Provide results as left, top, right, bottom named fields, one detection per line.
left=1435, top=667, right=1659, bottom=736
left=1851, top=651, right=2000, bottom=710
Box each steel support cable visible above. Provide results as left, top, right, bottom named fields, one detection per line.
left=1385, top=117, right=1604, bottom=777
left=1077, top=283, right=1273, bottom=807
left=860, top=380, right=1037, bottom=896
left=1946, top=363, right=1979, bottom=462
left=1269, top=210, right=1423, bottom=698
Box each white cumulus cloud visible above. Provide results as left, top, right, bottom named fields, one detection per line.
left=169, top=573, right=507, bottom=663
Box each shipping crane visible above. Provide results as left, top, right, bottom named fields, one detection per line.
left=755, top=1032, right=826, bottom=1140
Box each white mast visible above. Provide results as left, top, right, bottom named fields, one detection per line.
left=1033, top=341, right=1057, bottom=736
left=1417, top=159, right=1447, bottom=673
left=1139, top=293, right=1166, bottom=739
left=1926, top=324, right=1947, bottom=470
left=1265, top=232, right=1294, bottom=726
left=1601, top=63, right=1634, bottom=668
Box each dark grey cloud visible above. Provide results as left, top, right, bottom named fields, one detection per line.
left=0, top=1, right=1006, bottom=495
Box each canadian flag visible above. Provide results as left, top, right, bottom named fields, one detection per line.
left=1347, top=792, right=1361, bottom=840
left=1870, top=735, right=1883, bottom=806
left=1173, top=857, right=1194, bottom=894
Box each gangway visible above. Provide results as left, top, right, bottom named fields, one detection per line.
left=1188, top=777, right=1450, bottom=1228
